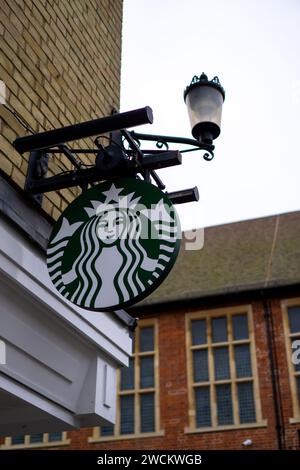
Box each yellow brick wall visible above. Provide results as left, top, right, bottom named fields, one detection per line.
left=0, top=0, right=123, bottom=220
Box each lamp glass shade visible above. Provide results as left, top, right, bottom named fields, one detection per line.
left=185, top=85, right=224, bottom=141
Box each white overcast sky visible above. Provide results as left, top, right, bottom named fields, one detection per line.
left=120, top=0, right=300, bottom=230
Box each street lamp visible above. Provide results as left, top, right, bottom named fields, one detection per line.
left=13, top=74, right=224, bottom=204
left=184, top=72, right=225, bottom=145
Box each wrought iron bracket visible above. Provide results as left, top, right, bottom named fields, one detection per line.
left=24, top=150, right=49, bottom=204
left=14, top=107, right=213, bottom=206
left=129, top=131, right=215, bottom=161
left=25, top=149, right=183, bottom=196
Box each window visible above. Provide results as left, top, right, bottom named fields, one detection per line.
left=282, top=299, right=300, bottom=422
left=90, top=319, right=163, bottom=442
left=186, top=306, right=265, bottom=432
left=1, top=432, right=69, bottom=448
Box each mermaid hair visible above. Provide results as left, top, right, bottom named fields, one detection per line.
left=65, top=208, right=146, bottom=308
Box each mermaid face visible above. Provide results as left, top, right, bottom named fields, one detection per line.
left=97, top=209, right=127, bottom=244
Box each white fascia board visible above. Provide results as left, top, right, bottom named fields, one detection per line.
left=0, top=216, right=133, bottom=433
left=0, top=373, right=114, bottom=436
left=0, top=216, right=132, bottom=365
left=0, top=374, right=78, bottom=432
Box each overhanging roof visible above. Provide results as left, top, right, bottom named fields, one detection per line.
left=0, top=209, right=132, bottom=435
left=0, top=174, right=136, bottom=328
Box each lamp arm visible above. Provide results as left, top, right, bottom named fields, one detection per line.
left=129, top=131, right=214, bottom=160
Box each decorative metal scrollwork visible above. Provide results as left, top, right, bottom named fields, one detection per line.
left=156, top=139, right=169, bottom=151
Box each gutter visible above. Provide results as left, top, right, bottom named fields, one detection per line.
left=261, top=292, right=286, bottom=450
left=130, top=283, right=300, bottom=314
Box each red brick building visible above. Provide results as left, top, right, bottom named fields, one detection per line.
left=3, top=210, right=299, bottom=450
left=80, top=210, right=300, bottom=451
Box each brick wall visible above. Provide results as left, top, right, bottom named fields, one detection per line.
left=64, top=296, right=300, bottom=450
left=0, top=0, right=123, bottom=220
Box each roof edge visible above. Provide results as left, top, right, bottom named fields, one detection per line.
left=129, top=282, right=300, bottom=313
left=185, top=208, right=300, bottom=233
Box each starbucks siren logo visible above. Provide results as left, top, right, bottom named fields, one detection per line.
left=47, top=178, right=180, bottom=311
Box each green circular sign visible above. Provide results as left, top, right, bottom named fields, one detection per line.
left=47, top=178, right=181, bottom=311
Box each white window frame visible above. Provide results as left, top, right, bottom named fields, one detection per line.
left=185, top=305, right=267, bottom=433
left=1, top=432, right=70, bottom=449
left=282, top=298, right=300, bottom=424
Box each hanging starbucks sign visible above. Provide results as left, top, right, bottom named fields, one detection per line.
left=47, top=178, right=180, bottom=311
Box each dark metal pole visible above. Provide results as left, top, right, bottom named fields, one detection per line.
left=27, top=151, right=182, bottom=194
left=13, top=107, right=153, bottom=153
left=167, top=187, right=199, bottom=204
left=262, top=294, right=285, bottom=450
